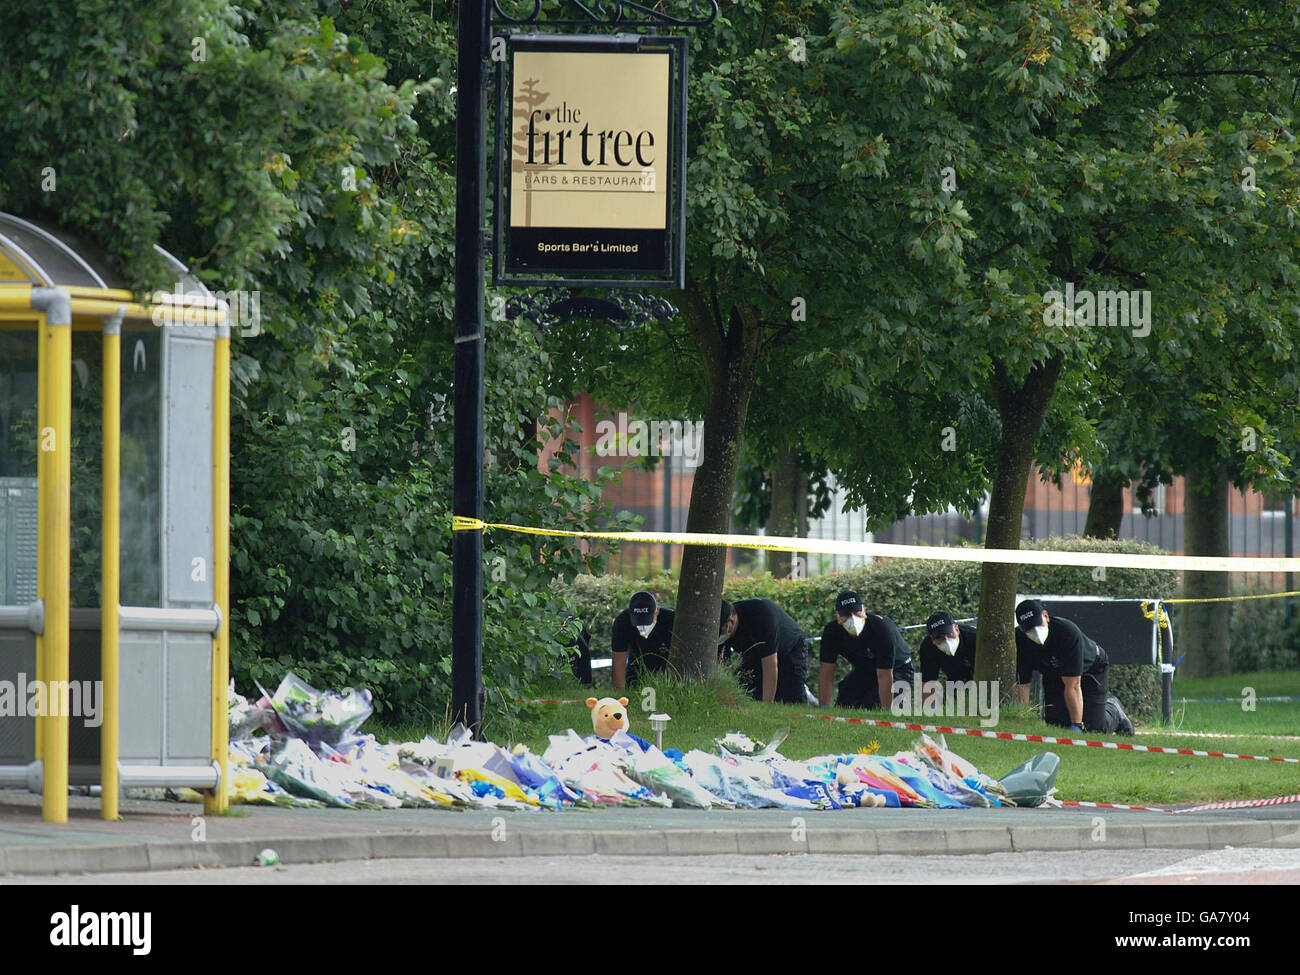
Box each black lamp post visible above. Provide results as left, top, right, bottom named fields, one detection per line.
left=451, top=0, right=490, bottom=736
left=451, top=0, right=716, bottom=737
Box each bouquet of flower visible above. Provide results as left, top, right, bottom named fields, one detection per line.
left=682, top=750, right=815, bottom=809
left=258, top=672, right=373, bottom=747
left=626, top=744, right=733, bottom=810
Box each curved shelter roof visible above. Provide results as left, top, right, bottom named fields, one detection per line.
left=0, top=212, right=227, bottom=327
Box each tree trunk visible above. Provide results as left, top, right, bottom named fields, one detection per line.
left=1084, top=469, right=1127, bottom=539
left=1182, top=456, right=1231, bottom=676
left=975, top=355, right=1065, bottom=698
left=670, top=294, right=762, bottom=680
left=766, top=446, right=798, bottom=577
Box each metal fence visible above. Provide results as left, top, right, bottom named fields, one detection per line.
left=597, top=465, right=1297, bottom=578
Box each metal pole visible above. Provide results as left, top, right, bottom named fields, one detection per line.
left=452, top=0, right=489, bottom=737
left=206, top=322, right=231, bottom=814
left=32, top=288, right=71, bottom=823
left=101, top=311, right=122, bottom=820
left=1286, top=492, right=1294, bottom=636
left=662, top=452, right=672, bottom=571
left=1241, top=488, right=1247, bottom=556
left=34, top=302, right=48, bottom=766
left=1161, top=600, right=1174, bottom=724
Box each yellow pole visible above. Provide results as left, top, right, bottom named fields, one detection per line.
left=34, top=306, right=47, bottom=765
left=101, top=312, right=122, bottom=820
left=33, top=288, right=71, bottom=823
left=205, top=323, right=230, bottom=814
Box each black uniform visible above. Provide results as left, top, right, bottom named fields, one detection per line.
left=1015, top=616, right=1118, bottom=732
left=722, top=599, right=808, bottom=704
left=919, top=623, right=978, bottom=685
left=819, top=614, right=915, bottom=709
left=611, top=607, right=675, bottom=685
left=560, top=615, right=593, bottom=686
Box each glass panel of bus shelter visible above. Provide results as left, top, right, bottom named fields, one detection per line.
left=120, top=328, right=161, bottom=607
left=0, top=330, right=38, bottom=605
left=0, top=330, right=163, bottom=608
left=69, top=331, right=102, bottom=606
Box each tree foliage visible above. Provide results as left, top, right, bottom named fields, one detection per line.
left=0, top=0, right=625, bottom=715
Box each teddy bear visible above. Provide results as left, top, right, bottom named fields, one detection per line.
left=586, top=696, right=652, bottom=751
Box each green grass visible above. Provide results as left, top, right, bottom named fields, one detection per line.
left=1175, top=670, right=1300, bottom=699
left=1167, top=671, right=1300, bottom=737
left=369, top=669, right=1300, bottom=808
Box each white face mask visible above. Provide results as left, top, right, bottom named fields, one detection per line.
left=1027, top=624, right=1049, bottom=645
left=717, top=630, right=732, bottom=646
left=939, top=635, right=960, bottom=656
left=843, top=615, right=865, bottom=637
left=635, top=624, right=654, bottom=639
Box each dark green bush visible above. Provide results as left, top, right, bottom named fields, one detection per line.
left=557, top=537, right=1179, bottom=651
left=231, top=326, right=634, bottom=719
left=554, top=537, right=1178, bottom=718
left=1110, top=664, right=1161, bottom=722
left=1223, top=582, right=1300, bottom=672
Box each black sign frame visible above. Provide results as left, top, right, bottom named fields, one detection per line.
left=493, top=32, right=687, bottom=289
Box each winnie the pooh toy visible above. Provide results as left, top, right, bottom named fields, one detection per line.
left=587, top=696, right=652, bottom=751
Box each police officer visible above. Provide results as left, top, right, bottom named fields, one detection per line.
left=817, top=591, right=915, bottom=709
left=1014, top=599, right=1133, bottom=734
left=718, top=598, right=810, bottom=703
left=918, top=610, right=977, bottom=710
left=560, top=613, right=594, bottom=686
left=610, top=591, right=674, bottom=690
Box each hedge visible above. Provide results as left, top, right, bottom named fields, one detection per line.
left=552, top=537, right=1181, bottom=720
left=1220, top=582, right=1300, bottom=672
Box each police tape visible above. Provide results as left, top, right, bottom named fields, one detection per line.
left=1136, top=729, right=1300, bottom=742
left=1161, top=590, right=1300, bottom=603
left=516, top=698, right=586, bottom=705
left=813, top=614, right=974, bottom=641
left=511, top=703, right=1300, bottom=809
left=786, top=713, right=1300, bottom=763
left=1177, top=696, right=1300, bottom=704
left=899, top=616, right=977, bottom=631
left=518, top=700, right=1300, bottom=746
left=1167, top=794, right=1300, bottom=813
left=1062, top=794, right=1300, bottom=814
left=451, top=516, right=1300, bottom=573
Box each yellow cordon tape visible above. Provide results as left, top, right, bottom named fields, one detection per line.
left=452, top=517, right=1300, bottom=574
left=1159, top=590, right=1300, bottom=603
left=1140, top=600, right=1172, bottom=628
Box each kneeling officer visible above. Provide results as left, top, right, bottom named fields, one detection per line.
left=1014, top=599, right=1133, bottom=734
left=817, top=591, right=915, bottom=709
left=918, top=610, right=977, bottom=710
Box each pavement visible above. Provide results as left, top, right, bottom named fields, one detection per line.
left=2, top=788, right=1299, bottom=876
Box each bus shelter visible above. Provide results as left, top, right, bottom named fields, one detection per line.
left=0, top=212, right=230, bottom=822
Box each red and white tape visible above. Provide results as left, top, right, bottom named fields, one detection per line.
left=1171, top=793, right=1300, bottom=813
left=1135, top=729, right=1300, bottom=742
left=1063, top=794, right=1300, bottom=814
left=516, top=698, right=586, bottom=705
left=1061, top=799, right=1170, bottom=813
left=788, top=713, right=1300, bottom=764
